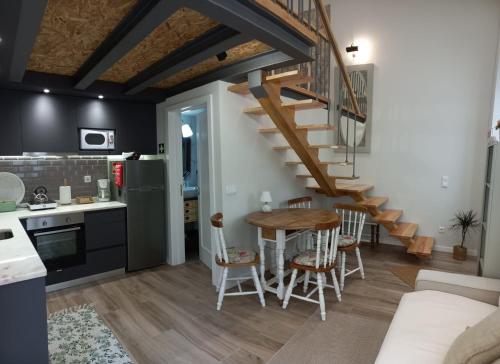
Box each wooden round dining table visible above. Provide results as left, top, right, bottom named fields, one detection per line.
left=246, top=208, right=340, bottom=299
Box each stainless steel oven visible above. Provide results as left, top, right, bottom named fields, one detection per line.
left=24, top=213, right=85, bottom=272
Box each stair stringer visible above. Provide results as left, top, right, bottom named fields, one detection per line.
left=249, top=79, right=337, bottom=196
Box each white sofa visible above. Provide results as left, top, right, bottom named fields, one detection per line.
left=375, top=269, right=500, bottom=364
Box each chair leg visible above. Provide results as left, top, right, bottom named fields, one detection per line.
left=330, top=269, right=342, bottom=302
left=317, top=273, right=326, bottom=321
left=216, top=267, right=228, bottom=311
left=251, top=266, right=266, bottom=307
left=340, top=251, right=346, bottom=291
left=356, top=247, right=365, bottom=279
left=216, top=268, right=224, bottom=292
left=282, top=269, right=298, bottom=309
left=303, top=271, right=311, bottom=293
left=307, top=232, right=312, bottom=250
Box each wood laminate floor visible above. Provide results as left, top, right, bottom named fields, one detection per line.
left=47, top=244, right=477, bottom=363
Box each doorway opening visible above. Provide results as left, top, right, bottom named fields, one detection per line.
left=163, top=93, right=218, bottom=286
left=181, top=106, right=205, bottom=262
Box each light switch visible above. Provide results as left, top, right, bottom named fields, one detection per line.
left=225, top=185, right=237, bottom=195
left=441, top=176, right=449, bottom=188
left=84, top=175, right=92, bottom=183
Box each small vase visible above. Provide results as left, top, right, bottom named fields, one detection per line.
left=453, top=245, right=467, bottom=261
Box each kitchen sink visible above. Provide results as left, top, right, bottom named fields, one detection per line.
left=0, top=229, right=13, bottom=240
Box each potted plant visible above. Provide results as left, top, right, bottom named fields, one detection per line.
left=450, top=210, right=480, bottom=260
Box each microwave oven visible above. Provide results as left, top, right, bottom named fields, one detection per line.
left=79, top=128, right=115, bottom=150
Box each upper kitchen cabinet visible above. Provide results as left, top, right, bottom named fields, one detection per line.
left=0, top=90, right=24, bottom=155
left=76, top=100, right=156, bottom=154
left=21, top=93, right=78, bottom=153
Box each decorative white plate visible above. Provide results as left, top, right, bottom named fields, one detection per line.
left=0, top=172, right=25, bottom=205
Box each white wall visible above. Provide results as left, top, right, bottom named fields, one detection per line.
left=158, top=81, right=317, bottom=275
left=216, top=83, right=313, bottom=251
left=321, top=0, right=500, bottom=253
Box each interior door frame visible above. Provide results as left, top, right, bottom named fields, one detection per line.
left=161, top=95, right=218, bottom=278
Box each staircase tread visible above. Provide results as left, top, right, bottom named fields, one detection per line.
left=334, top=176, right=360, bottom=180
left=297, top=124, right=335, bottom=130
left=245, top=99, right=325, bottom=115
left=285, top=161, right=352, bottom=166
left=336, top=183, right=374, bottom=193
left=407, top=236, right=435, bottom=256
left=227, top=70, right=313, bottom=95
left=306, top=183, right=374, bottom=194
left=309, top=144, right=340, bottom=149
left=373, top=209, right=403, bottom=223
left=389, top=222, right=418, bottom=239
left=259, top=124, right=335, bottom=133
left=357, top=197, right=389, bottom=208
left=272, top=144, right=340, bottom=151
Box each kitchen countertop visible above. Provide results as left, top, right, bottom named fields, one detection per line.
left=0, top=201, right=126, bottom=287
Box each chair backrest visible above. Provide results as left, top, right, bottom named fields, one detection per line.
left=333, top=203, right=368, bottom=244
left=210, top=213, right=229, bottom=263
left=288, top=196, right=312, bottom=209
left=312, top=221, right=340, bottom=269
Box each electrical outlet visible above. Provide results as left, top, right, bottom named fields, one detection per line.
left=439, top=226, right=445, bottom=233
left=84, top=175, right=92, bottom=183
left=441, top=176, right=449, bottom=188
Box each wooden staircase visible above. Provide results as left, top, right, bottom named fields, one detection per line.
left=227, top=70, right=435, bottom=258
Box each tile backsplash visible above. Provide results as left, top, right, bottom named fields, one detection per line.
left=0, top=156, right=109, bottom=202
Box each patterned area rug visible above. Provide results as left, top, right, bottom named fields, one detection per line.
left=48, top=304, right=133, bottom=364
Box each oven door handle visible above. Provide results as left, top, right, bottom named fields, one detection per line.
left=33, top=226, right=82, bottom=237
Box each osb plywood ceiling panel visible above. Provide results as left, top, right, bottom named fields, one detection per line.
left=156, top=40, right=272, bottom=89
left=28, top=0, right=137, bottom=76
left=99, top=8, right=219, bottom=83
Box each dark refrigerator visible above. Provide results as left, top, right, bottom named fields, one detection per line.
left=110, top=159, right=166, bottom=271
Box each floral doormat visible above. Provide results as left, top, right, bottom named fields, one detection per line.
left=48, top=304, right=133, bottom=364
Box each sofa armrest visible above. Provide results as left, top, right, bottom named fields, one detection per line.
left=415, top=270, right=500, bottom=306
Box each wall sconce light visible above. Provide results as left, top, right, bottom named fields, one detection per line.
left=182, top=124, right=193, bottom=138
left=346, top=43, right=359, bottom=60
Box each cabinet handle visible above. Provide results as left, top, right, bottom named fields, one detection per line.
left=34, top=226, right=81, bottom=237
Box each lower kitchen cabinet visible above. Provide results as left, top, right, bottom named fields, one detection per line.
left=0, top=277, right=48, bottom=363
left=85, top=208, right=127, bottom=251
left=87, top=246, right=126, bottom=275
left=46, top=208, right=127, bottom=286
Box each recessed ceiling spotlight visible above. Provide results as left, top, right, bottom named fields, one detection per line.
left=98, top=95, right=104, bottom=99
left=0, top=36, right=3, bottom=45
left=43, top=88, right=50, bottom=94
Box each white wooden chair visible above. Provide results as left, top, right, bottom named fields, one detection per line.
left=287, top=196, right=315, bottom=250
left=282, top=221, right=341, bottom=321
left=287, top=196, right=312, bottom=209
left=211, top=213, right=266, bottom=311
left=334, top=204, right=367, bottom=291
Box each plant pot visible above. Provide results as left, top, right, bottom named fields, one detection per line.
left=453, top=245, right=467, bottom=261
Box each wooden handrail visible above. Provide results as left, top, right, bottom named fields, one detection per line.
left=314, top=0, right=365, bottom=119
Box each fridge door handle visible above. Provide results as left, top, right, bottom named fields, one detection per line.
left=180, top=183, right=183, bottom=197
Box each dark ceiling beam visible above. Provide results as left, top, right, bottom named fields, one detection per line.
left=125, top=25, right=251, bottom=95
left=8, top=0, right=48, bottom=82
left=0, top=71, right=167, bottom=103
left=186, top=0, right=313, bottom=62
left=74, top=0, right=184, bottom=90
left=163, top=50, right=296, bottom=98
